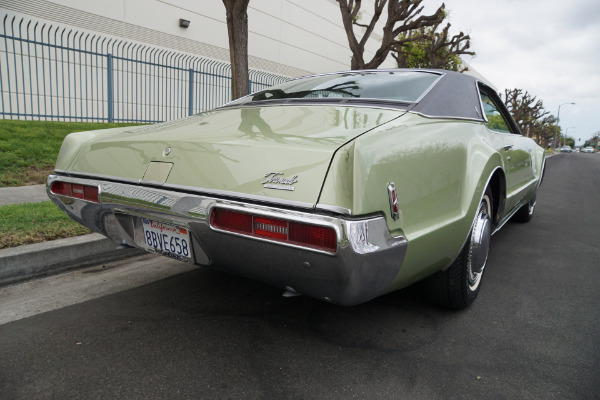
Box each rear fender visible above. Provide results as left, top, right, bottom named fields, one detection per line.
left=319, top=113, right=505, bottom=290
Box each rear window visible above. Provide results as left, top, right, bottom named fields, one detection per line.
left=230, top=71, right=441, bottom=105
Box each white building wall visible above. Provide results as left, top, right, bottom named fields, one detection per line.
left=1, top=0, right=395, bottom=77
left=0, top=0, right=400, bottom=121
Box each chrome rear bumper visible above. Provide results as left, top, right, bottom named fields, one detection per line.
left=47, top=174, right=407, bottom=305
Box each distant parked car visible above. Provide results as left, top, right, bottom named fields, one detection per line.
left=560, top=146, right=573, bottom=153
left=581, top=146, right=595, bottom=153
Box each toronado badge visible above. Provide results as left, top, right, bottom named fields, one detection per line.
left=262, top=172, right=298, bottom=191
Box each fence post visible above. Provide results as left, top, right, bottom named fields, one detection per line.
left=188, top=68, right=194, bottom=116
left=107, top=53, right=114, bottom=122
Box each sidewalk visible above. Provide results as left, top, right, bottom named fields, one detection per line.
left=0, top=184, right=48, bottom=206
left=0, top=184, right=142, bottom=287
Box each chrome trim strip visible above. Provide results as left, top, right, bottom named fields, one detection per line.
left=220, top=69, right=444, bottom=110
left=408, top=110, right=485, bottom=123
left=492, top=202, right=522, bottom=234
left=219, top=101, right=410, bottom=113
left=54, top=169, right=142, bottom=185
left=477, top=81, right=523, bottom=136
left=413, top=71, right=445, bottom=103
left=315, top=203, right=353, bottom=216
left=537, top=156, right=546, bottom=188
left=53, top=170, right=315, bottom=211
left=475, top=81, right=489, bottom=123
left=164, top=182, right=314, bottom=210
left=281, top=68, right=444, bottom=82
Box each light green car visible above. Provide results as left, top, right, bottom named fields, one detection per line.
left=47, top=69, right=545, bottom=308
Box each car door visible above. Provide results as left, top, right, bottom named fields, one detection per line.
left=478, top=85, right=535, bottom=213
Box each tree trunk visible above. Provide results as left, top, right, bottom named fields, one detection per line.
left=223, top=0, right=250, bottom=100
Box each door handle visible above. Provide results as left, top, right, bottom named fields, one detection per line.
left=502, top=144, right=514, bottom=151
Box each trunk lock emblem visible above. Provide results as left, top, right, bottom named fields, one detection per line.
left=164, top=147, right=172, bottom=156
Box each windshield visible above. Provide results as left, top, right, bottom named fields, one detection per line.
left=229, top=71, right=441, bottom=106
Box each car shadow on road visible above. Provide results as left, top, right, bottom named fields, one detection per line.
left=84, top=263, right=466, bottom=354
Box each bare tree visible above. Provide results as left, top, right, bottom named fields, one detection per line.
left=393, top=20, right=474, bottom=71
left=336, top=0, right=445, bottom=70
left=222, top=0, right=250, bottom=99
left=503, top=88, right=552, bottom=145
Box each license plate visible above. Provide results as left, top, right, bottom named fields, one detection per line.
left=142, top=218, right=192, bottom=262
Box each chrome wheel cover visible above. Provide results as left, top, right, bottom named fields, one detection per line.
left=468, top=196, right=491, bottom=291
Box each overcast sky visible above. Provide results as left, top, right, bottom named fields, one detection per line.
left=420, top=0, right=600, bottom=145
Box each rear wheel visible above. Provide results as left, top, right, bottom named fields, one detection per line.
left=424, top=187, right=493, bottom=309
left=512, top=193, right=536, bottom=223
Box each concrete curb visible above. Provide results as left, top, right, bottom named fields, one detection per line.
left=0, top=234, right=144, bottom=287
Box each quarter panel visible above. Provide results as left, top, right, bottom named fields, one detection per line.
left=321, top=113, right=503, bottom=290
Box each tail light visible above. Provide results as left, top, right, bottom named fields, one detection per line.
left=51, top=181, right=99, bottom=203
left=210, top=208, right=337, bottom=253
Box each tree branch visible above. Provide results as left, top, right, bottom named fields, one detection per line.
left=337, top=0, right=445, bottom=69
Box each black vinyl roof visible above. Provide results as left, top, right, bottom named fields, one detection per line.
left=409, top=69, right=485, bottom=121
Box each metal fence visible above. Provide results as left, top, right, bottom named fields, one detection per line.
left=0, top=14, right=290, bottom=123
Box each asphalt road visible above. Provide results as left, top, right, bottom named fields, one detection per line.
left=1, top=153, right=598, bottom=399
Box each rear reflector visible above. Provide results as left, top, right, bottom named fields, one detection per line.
left=50, top=181, right=99, bottom=203
left=210, top=208, right=337, bottom=253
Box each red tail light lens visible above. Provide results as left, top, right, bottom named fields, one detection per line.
left=50, top=181, right=99, bottom=203
left=84, top=186, right=99, bottom=203
left=210, top=208, right=252, bottom=234
left=289, top=222, right=337, bottom=252
left=210, top=208, right=337, bottom=253
left=51, top=182, right=71, bottom=196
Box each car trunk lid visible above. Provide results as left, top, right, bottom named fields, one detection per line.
left=57, top=105, right=403, bottom=207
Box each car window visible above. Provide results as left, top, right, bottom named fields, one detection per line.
left=479, top=90, right=512, bottom=133
left=229, top=71, right=441, bottom=105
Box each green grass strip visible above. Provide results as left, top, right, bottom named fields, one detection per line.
left=0, top=120, right=141, bottom=187
left=0, top=201, right=91, bottom=249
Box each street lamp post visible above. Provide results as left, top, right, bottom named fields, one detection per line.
left=555, top=102, right=575, bottom=148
